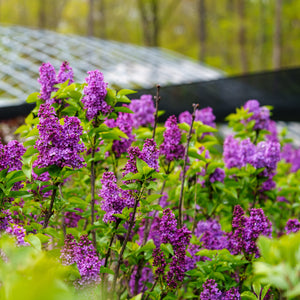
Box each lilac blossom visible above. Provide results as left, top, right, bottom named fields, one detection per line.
left=82, top=70, right=109, bottom=120
left=223, top=135, right=243, bottom=169
left=35, top=103, right=85, bottom=170
left=5, top=224, right=29, bottom=246
left=195, top=219, right=228, bottom=250
left=244, top=100, right=270, bottom=131
left=107, top=112, right=135, bottom=157
left=0, top=209, right=13, bottom=231
left=0, top=139, right=25, bottom=191
left=61, top=234, right=103, bottom=287
left=209, top=168, right=225, bottom=184
left=64, top=208, right=83, bottom=228
left=38, top=61, right=74, bottom=103
left=285, top=219, right=300, bottom=234
left=200, top=279, right=222, bottom=300
left=179, top=107, right=216, bottom=128
left=281, top=144, right=300, bottom=173
left=185, top=244, right=201, bottom=271
left=123, top=139, right=159, bottom=177
left=229, top=205, right=272, bottom=258
left=160, top=115, right=185, bottom=162
left=153, top=209, right=191, bottom=289
left=178, top=111, right=192, bottom=124
left=129, top=94, right=155, bottom=128
left=99, top=172, right=134, bottom=223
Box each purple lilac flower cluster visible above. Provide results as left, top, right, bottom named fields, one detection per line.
left=281, top=144, right=300, bottom=173
left=195, top=219, right=228, bottom=250
left=129, top=94, right=155, bottom=128
left=223, top=136, right=280, bottom=191
left=123, top=139, right=159, bottom=177
left=106, top=112, right=135, bottom=157
left=64, top=208, right=83, bottom=228
left=0, top=139, right=25, bottom=190
left=0, top=209, right=13, bottom=231
left=285, top=219, right=300, bottom=234
left=38, top=61, right=74, bottom=103
left=61, top=234, right=103, bottom=287
left=160, top=115, right=185, bottom=162
left=200, top=279, right=240, bottom=300
left=229, top=205, right=272, bottom=257
left=99, top=172, right=134, bottom=223
left=82, top=70, right=109, bottom=120
left=152, top=209, right=191, bottom=289
left=5, top=224, right=29, bottom=246
left=35, top=103, right=85, bottom=170
left=179, top=107, right=216, bottom=128
left=243, top=100, right=270, bottom=131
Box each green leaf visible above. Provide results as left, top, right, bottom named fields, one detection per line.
left=100, top=266, right=115, bottom=275
left=136, top=158, right=148, bottom=174
left=160, top=243, right=174, bottom=256
left=178, top=122, right=190, bottom=132
left=117, top=89, right=136, bottom=96
left=26, top=92, right=40, bottom=103
left=114, top=106, right=133, bottom=113
left=26, top=234, right=42, bottom=251
left=241, top=291, right=258, bottom=300
left=22, top=164, right=32, bottom=181
left=261, top=284, right=271, bottom=299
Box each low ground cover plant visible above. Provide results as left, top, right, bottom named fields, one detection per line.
left=0, top=61, right=299, bottom=300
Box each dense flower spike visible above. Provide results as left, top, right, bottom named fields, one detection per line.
left=200, top=279, right=222, bottom=300
left=82, top=70, right=109, bottom=120
left=107, top=112, right=135, bottom=157
left=0, top=209, right=13, bottom=231
left=160, top=115, right=185, bottom=162
left=229, top=205, right=272, bottom=257
left=140, top=138, right=160, bottom=171
left=0, top=139, right=25, bottom=190
left=38, top=62, right=57, bottom=102
left=61, top=234, right=102, bottom=287
left=38, top=61, right=74, bottom=103
left=244, top=100, right=270, bottom=130
left=123, top=139, right=159, bottom=177
left=56, top=61, right=74, bottom=84
left=5, top=224, right=29, bottom=246
left=153, top=209, right=191, bottom=289
left=35, top=103, right=85, bottom=169
left=99, top=172, right=134, bottom=223
left=195, top=219, right=228, bottom=250
left=285, top=219, right=300, bottom=234
left=129, top=94, right=155, bottom=128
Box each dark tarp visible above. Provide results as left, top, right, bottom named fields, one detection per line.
left=132, top=67, right=300, bottom=122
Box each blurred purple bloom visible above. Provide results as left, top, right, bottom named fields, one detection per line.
left=244, top=100, right=270, bottom=130
left=285, top=219, right=300, bottom=234
left=209, top=168, right=225, bottom=183
left=129, top=94, right=155, bottom=128
left=6, top=224, right=29, bottom=246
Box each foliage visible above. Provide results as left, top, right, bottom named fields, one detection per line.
left=0, top=62, right=299, bottom=299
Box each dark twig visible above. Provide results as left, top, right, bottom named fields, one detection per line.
left=152, top=84, right=161, bottom=140
left=178, top=103, right=199, bottom=228
left=43, top=182, right=59, bottom=229
left=90, top=136, right=97, bottom=249
left=112, top=186, right=145, bottom=295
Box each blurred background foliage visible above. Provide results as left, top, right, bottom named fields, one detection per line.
left=0, top=0, right=299, bottom=75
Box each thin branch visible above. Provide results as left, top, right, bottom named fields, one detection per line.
left=178, top=103, right=199, bottom=228
left=152, top=84, right=161, bottom=140
left=112, top=186, right=145, bottom=295
left=43, top=183, right=59, bottom=229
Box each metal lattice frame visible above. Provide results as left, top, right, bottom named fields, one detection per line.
left=0, top=24, right=224, bottom=105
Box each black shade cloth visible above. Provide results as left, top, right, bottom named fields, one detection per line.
left=132, top=67, right=300, bottom=122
